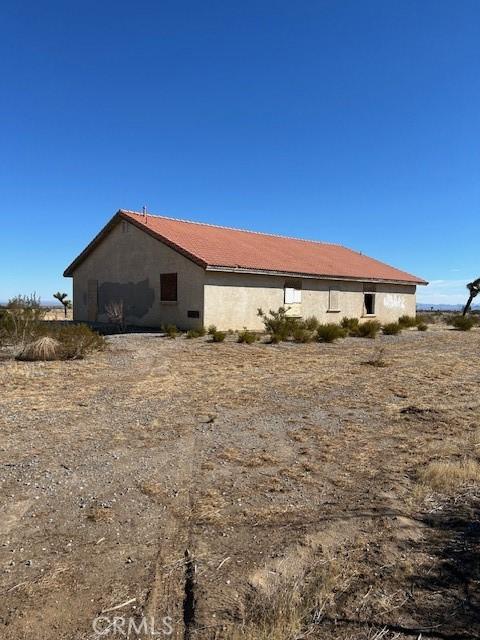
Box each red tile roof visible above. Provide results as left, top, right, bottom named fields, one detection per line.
left=64, top=209, right=427, bottom=285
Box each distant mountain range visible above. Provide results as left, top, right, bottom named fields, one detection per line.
left=417, top=303, right=479, bottom=311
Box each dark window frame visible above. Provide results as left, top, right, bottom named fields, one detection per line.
left=160, top=273, right=178, bottom=302
left=364, top=293, right=376, bottom=315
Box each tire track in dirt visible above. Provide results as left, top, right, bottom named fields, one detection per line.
left=131, top=346, right=201, bottom=640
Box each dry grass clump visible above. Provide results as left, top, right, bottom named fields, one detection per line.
left=450, top=315, right=475, bottom=331
left=363, top=347, right=388, bottom=367
left=15, top=324, right=106, bottom=361
left=316, top=323, right=346, bottom=343
left=16, top=336, right=60, bottom=361
left=398, top=315, right=418, bottom=329
left=162, top=324, right=178, bottom=338
left=186, top=327, right=206, bottom=339
left=356, top=320, right=381, bottom=338
left=382, top=322, right=401, bottom=335
left=419, top=458, right=480, bottom=492
left=237, top=328, right=258, bottom=344
left=341, top=316, right=360, bottom=335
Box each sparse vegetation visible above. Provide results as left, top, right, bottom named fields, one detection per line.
left=186, top=327, right=206, bottom=339
left=292, top=326, right=315, bottom=343
left=237, top=328, right=257, bottom=344
left=418, top=458, right=480, bottom=492
left=0, top=293, right=45, bottom=346
left=257, top=307, right=300, bottom=342
left=207, top=324, right=217, bottom=335
left=450, top=315, right=475, bottom=331
left=417, top=322, right=428, bottom=331
left=355, top=320, right=381, bottom=338
left=398, top=315, right=418, bottom=329
left=42, top=323, right=106, bottom=359
left=16, top=324, right=105, bottom=360
left=363, top=346, right=387, bottom=367
left=316, top=323, right=346, bottom=343
left=211, top=330, right=226, bottom=342
left=340, top=316, right=359, bottom=335
left=382, top=322, right=401, bottom=335
left=105, top=300, right=126, bottom=332
left=16, top=336, right=61, bottom=361
left=302, top=316, right=320, bottom=331
left=164, top=324, right=178, bottom=338
left=0, top=293, right=105, bottom=359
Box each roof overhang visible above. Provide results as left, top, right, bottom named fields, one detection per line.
left=205, top=265, right=428, bottom=286
left=63, top=210, right=207, bottom=277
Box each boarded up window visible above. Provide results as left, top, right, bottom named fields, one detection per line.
left=284, top=278, right=302, bottom=304
left=187, top=310, right=200, bottom=318
left=160, top=273, right=177, bottom=302
left=328, top=288, right=340, bottom=311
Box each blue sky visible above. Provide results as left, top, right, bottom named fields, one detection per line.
left=1, top=1, right=478, bottom=304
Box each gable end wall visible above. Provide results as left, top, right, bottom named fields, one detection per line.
left=71, top=221, right=206, bottom=328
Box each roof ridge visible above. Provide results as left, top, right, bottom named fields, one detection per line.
left=119, top=209, right=352, bottom=251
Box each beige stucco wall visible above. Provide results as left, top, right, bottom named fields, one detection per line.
left=71, top=220, right=205, bottom=329
left=204, top=271, right=416, bottom=330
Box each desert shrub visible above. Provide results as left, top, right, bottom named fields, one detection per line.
left=257, top=307, right=301, bottom=341
left=269, top=334, right=282, bottom=344
left=363, top=346, right=387, bottom=367
left=340, top=316, right=359, bottom=336
left=382, top=322, right=401, bottom=335
left=16, top=336, right=61, bottom=361
left=292, top=327, right=315, bottom=343
left=237, top=328, right=257, bottom=344
left=417, top=322, right=428, bottom=331
left=211, top=330, right=226, bottom=343
left=355, top=320, right=381, bottom=338
left=398, top=315, right=418, bottom=329
left=207, top=324, right=217, bottom=335
left=17, top=324, right=106, bottom=360
left=316, top=324, right=346, bottom=343
left=105, top=300, right=126, bottom=332
left=47, top=323, right=106, bottom=359
left=415, top=313, right=434, bottom=325
left=302, top=316, right=319, bottom=331
left=450, top=315, right=475, bottom=331
left=164, top=324, right=178, bottom=338
left=0, top=293, right=45, bottom=346
left=186, top=327, right=206, bottom=339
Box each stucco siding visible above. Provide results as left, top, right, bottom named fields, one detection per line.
left=72, top=220, right=205, bottom=328
left=204, top=271, right=416, bottom=330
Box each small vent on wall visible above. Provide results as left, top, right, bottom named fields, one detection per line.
left=188, top=310, right=200, bottom=319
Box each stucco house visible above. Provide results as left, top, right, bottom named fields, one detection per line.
left=64, top=209, right=427, bottom=330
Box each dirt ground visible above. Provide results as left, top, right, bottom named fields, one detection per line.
left=1, top=327, right=479, bottom=640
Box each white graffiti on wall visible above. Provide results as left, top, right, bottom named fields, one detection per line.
left=383, top=293, right=406, bottom=310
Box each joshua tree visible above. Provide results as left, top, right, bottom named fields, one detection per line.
left=53, top=292, right=72, bottom=318
left=463, top=278, right=480, bottom=316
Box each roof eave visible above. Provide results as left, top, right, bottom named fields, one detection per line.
left=204, top=265, right=428, bottom=286
left=63, top=210, right=208, bottom=277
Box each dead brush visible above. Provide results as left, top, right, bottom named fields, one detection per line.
left=363, top=346, right=388, bottom=367
left=16, top=336, right=61, bottom=361
left=418, top=457, right=480, bottom=492
left=232, top=545, right=344, bottom=640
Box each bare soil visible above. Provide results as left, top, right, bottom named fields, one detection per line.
left=1, top=327, right=479, bottom=639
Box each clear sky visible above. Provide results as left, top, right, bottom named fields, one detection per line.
left=1, top=1, right=478, bottom=305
